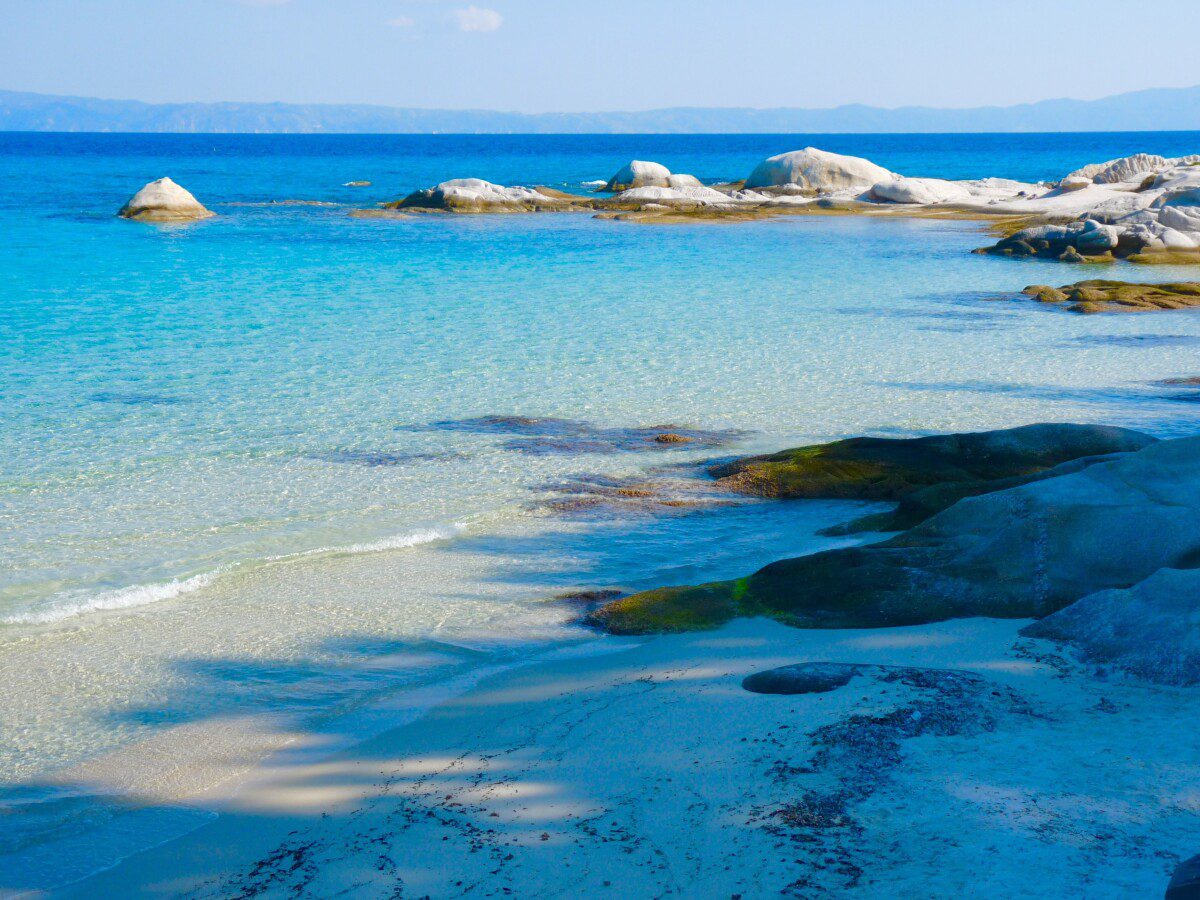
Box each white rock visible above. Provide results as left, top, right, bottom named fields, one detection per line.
left=611, top=184, right=732, bottom=207
left=396, top=178, right=572, bottom=212
left=1059, top=176, right=1092, bottom=192
left=744, top=147, right=895, bottom=193
left=1158, top=187, right=1200, bottom=234
left=1068, top=153, right=1170, bottom=185
left=118, top=177, right=214, bottom=221
left=666, top=174, right=704, bottom=189
left=605, top=161, right=671, bottom=192
left=870, top=177, right=972, bottom=205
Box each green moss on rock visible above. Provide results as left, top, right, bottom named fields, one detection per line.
left=1020, top=280, right=1200, bottom=314
left=710, top=423, right=1152, bottom=504
left=583, top=581, right=747, bottom=634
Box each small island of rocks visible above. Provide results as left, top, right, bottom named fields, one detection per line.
left=371, top=147, right=1200, bottom=263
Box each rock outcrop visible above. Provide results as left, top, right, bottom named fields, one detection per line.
left=1022, top=568, right=1200, bottom=686
left=1067, top=153, right=1200, bottom=185
left=744, top=147, right=896, bottom=193
left=586, top=425, right=1196, bottom=635
left=976, top=157, right=1200, bottom=260
left=710, top=422, right=1152, bottom=505
left=118, top=178, right=214, bottom=222
left=604, top=161, right=672, bottom=192
left=386, top=179, right=587, bottom=213
left=377, top=149, right=1200, bottom=253
left=607, top=184, right=735, bottom=209
left=1018, top=280, right=1200, bottom=313
left=980, top=219, right=1122, bottom=260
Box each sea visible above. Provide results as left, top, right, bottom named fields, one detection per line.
left=2, top=131, right=1200, bottom=891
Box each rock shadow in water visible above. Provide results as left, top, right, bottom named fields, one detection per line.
left=529, top=470, right=746, bottom=517
left=311, top=449, right=467, bottom=467
left=1069, top=334, right=1200, bottom=348
left=412, top=415, right=747, bottom=455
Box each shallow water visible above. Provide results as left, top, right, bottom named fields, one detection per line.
left=3, top=132, right=1200, bottom=887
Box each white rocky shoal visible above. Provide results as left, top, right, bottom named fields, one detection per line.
left=388, top=148, right=1200, bottom=254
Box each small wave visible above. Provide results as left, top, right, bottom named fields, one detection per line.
left=3, top=571, right=220, bottom=626
left=288, top=523, right=467, bottom=559
left=4, top=525, right=467, bottom=627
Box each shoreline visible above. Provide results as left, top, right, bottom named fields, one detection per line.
left=62, top=616, right=1200, bottom=898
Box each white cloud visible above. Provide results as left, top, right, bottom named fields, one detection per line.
left=453, top=5, right=502, bottom=32
left=387, top=15, right=415, bottom=27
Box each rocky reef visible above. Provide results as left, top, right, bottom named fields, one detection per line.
left=369, top=148, right=1200, bottom=262
left=586, top=425, right=1200, bottom=667
left=1018, top=280, right=1200, bottom=313
left=383, top=178, right=589, bottom=213
left=118, top=177, right=214, bottom=222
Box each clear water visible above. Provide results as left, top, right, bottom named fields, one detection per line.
left=3, top=132, right=1200, bottom=889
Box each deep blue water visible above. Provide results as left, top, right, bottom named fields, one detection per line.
left=5, top=131, right=1200, bottom=210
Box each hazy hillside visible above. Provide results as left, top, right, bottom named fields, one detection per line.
left=2, top=85, right=1200, bottom=133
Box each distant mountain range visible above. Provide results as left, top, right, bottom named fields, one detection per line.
left=3, top=86, right=1200, bottom=134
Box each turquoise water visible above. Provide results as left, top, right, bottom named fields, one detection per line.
left=3, top=132, right=1200, bottom=889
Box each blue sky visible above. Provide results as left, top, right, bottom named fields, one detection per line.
left=2, top=0, right=1198, bottom=112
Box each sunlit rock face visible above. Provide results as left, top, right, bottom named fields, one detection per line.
left=118, top=178, right=214, bottom=222
left=744, top=147, right=896, bottom=193
left=604, top=160, right=672, bottom=192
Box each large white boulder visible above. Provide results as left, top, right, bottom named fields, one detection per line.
left=870, top=177, right=972, bottom=205
left=604, top=160, right=672, bottom=192
left=118, top=177, right=214, bottom=222
left=744, top=147, right=895, bottom=193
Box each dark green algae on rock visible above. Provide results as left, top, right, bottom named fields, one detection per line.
left=585, top=423, right=1162, bottom=636
left=709, top=422, right=1155, bottom=533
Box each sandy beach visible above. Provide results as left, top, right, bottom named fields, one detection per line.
left=59, top=616, right=1199, bottom=899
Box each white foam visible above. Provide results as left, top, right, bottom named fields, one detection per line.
left=4, top=571, right=222, bottom=626
left=297, top=522, right=467, bottom=559
left=4, top=524, right=467, bottom=627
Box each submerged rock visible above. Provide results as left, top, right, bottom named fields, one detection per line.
left=418, top=414, right=744, bottom=454
left=604, top=160, right=672, bottom=192
left=1018, top=280, right=1200, bottom=313
left=744, top=147, right=895, bottom=193
left=118, top=177, right=214, bottom=222
left=1167, top=854, right=1200, bottom=899
left=588, top=426, right=1191, bottom=635
left=1022, top=568, right=1200, bottom=685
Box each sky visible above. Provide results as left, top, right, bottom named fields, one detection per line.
left=1, top=0, right=1198, bottom=113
